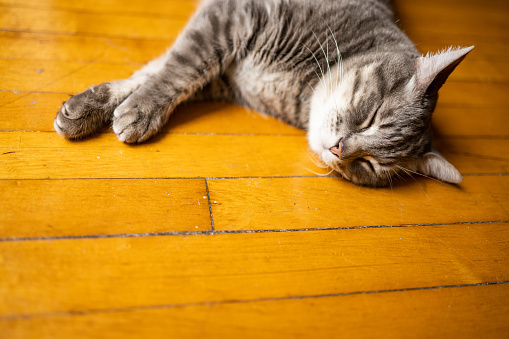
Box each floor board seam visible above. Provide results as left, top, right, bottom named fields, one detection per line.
left=2, top=280, right=508, bottom=321
left=1, top=220, right=507, bottom=242
left=204, top=178, right=215, bottom=231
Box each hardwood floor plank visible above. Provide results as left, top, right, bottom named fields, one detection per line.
left=396, top=2, right=509, bottom=39
left=0, top=60, right=138, bottom=93
left=432, top=107, right=509, bottom=137
left=2, top=175, right=508, bottom=238
left=0, top=0, right=198, bottom=17
left=167, top=102, right=304, bottom=136
left=1, top=132, right=508, bottom=179
left=208, top=176, right=509, bottom=231
left=0, top=179, right=211, bottom=238
left=0, top=31, right=170, bottom=64
left=2, top=283, right=507, bottom=338
left=438, top=82, right=509, bottom=108
left=0, top=132, right=328, bottom=179
left=0, top=223, right=507, bottom=316
left=0, top=7, right=187, bottom=40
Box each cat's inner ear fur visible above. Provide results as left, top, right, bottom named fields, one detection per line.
left=416, top=46, right=474, bottom=94
left=412, top=148, right=463, bottom=184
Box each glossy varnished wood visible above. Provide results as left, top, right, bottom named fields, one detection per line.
left=208, top=176, right=509, bottom=231
left=1, top=0, right=508, bottom=337
left=3, top=283, right=508, bottom=338
left=0, top=132, right=329, bottom=178
left=1, top=132, right=507, bottom=179
left=1, top=223, right=508, bottom=316
left=0, top=179, right=212, bottom=238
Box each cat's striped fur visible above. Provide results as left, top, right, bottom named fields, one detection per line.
left=54, top=0, right=472, bottom=187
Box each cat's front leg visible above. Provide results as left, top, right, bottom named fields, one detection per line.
left=110, top=0, right=254, bottom=143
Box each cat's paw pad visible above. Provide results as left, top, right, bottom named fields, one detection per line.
left=54, top=84, right=114, bottom=139
left=112, top=102, right=162, bottom=143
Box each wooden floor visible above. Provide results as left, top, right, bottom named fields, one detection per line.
left=1, top=0, right=509, bottom=337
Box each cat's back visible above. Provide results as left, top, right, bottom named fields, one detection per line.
left=220, top=0, right=413, bottom=127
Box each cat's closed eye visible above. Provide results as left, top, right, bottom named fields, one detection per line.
left=359, top=104, right=381, bottom=132
left=358, top=159, right=376, bottom=173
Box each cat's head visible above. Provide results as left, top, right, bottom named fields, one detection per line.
left=308, top=46, right=473, bottom=187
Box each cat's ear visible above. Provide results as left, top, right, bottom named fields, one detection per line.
left=412, top=148, right=462, bottom=184
left=415, top=46, right=474, bottom=93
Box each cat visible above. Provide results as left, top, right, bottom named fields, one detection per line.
left=54, top=0, right=473, bottom=187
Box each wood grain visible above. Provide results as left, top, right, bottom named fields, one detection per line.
left=0, top=31, right=170, bottom=64
left=208, top=176, right=509, bottom=231
left=2, top=175, right=507, bottom=238
left=432, top=107, right=509, bottom=137
left=0, top=7, right=188, bottom=39
left=396, top=2, right=509, bottom=39
left=2, top=283, right=508, bottom=338
left=0, top=59, right=138, bottom=93
left=0, top=132, right=329, bottom=179
left=0, top=0, right=198, bottom=17
left=1, top=132, right=507, bottom=179
left=0, top=223, right=507, bottom=316
left=0, top=179, right=211, bottom=238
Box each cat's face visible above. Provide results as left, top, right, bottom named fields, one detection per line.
left=308, top=47, right=473, bottom=187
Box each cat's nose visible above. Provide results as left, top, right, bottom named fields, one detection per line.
left=329, top=141, right=343, bottom=159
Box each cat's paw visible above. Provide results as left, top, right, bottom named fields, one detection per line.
left=54, top=84, right=114, bottom=139
left=112, top=96, right=165, bottom=143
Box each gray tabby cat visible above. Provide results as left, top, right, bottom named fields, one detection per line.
left=54, top=0, right=473, bottom=187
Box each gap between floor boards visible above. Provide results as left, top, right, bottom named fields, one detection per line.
left=1, top=280, right=508, bottom=321
left=1, top=220, right=507, bottom=242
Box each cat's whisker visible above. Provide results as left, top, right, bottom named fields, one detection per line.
left=388, top=167, right=402, bottom=184
left=396, top=166, right=432, bottom=200
left=317, top=29, right=339, bottom=111
left=301, top=42, right=328, bottom=94
left=382, top=168, right=393, bottom=191
left=306, top=81, right=317, bottom=95
left=325, top=23, right=343, bottom=91
left=302, top=166, right=334, bottom=177
left=395, top=165, right=447, bottom=186
left=312, top=31, right=332, bottom=97
left=306, top=151, right=328, bottom=168
left=393, top=168, right=407, bottom=183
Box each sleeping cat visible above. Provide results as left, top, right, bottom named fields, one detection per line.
left=54, top=0, right=472, bottom=187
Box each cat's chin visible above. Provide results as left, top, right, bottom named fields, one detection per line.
left=320, top=150, right=341, bottom=167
